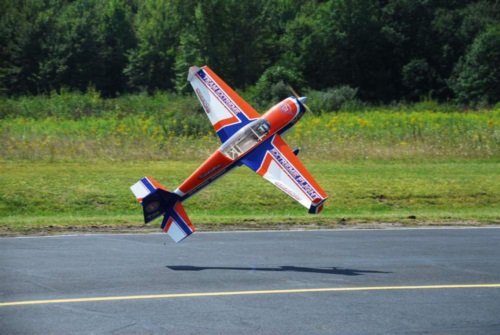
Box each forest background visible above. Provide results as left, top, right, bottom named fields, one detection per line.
left=1, top=0, right=499, bottom=104
left=1, top=0, right=499, bottom=233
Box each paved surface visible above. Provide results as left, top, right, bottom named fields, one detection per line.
left=1, top=228, right=499, bottom=334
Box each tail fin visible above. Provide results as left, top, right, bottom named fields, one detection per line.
left=160, top=200, right=195, bottom=243
left=130, top=176, right=195, bottom=243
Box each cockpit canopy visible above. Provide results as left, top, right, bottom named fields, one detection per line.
left=219, top=119, right=271, bottom=160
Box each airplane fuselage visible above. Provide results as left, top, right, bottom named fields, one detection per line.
left=173, top=97, right=306, bottom=201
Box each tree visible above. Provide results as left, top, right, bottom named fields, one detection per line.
left=0, top=0, right=53, bottom=95
left=381, top=0, right=446, bottom=100
left=124, top=0, right=181, bottom=93
left=38, top=1, right=105, bottom=93
left=282, top=0, right=394, bottom=101
left=0, top=0, right=498, bottom=105
left=449, top=25, right=500, bottom=106
left=252, top=64, right=304, bottom=107
left=178, top=0, right=279, bottom=88
left=381, top=0, right=500, bottom=102
left=95, top=0, right=136, bottom=96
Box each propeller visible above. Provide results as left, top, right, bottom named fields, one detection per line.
left=287, top=85, right=314, bottom=115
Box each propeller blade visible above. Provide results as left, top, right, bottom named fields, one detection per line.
left=287, top=85, right=314, bottom=115
left=287, top=85, right=300, bottom=99
left=303, top=101, right=313, bottom=115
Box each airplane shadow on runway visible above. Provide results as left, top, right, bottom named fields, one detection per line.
left=167, top=265, right=391, bottom=276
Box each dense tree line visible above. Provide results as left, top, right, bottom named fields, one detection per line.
left=1, top=0, right=499, bottom=105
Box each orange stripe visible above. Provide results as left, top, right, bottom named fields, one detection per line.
left=146, top=176, right=169, bottom=191
left=177, top=150, right=232, bottom=194
left=213, top=116, right=240, bottom=131
left=262, top=98, right=298, bottom=133
left=203, top=66, right=260, bottom=120
left=257, top=152, right=275, bottom=176
left=163, top=217, right=173, bottom=233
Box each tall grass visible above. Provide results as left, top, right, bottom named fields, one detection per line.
left=1, top=91, right=498, bottom=161
left=292, top=109, right=499, bottom=160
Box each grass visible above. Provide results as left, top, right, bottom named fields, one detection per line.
left=0, top=92, right=499, bottom=234
left=1, top=159, right=498, bottom=234
left=1, top=110, right=498, bottom=161
left=1, top=91, right=498, bottom=161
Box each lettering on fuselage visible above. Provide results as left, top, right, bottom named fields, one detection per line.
left=198, top=164, right=222, bottom=180
left=199, top=72, right=242, bottom=116
left=187, top=166, right=231, bottom=198
left=195, top=88, right=211, bottom=114
left=270, top=148, right=319, bottom=200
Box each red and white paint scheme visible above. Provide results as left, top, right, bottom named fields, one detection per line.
left=131, top=66, right=328, bottom=242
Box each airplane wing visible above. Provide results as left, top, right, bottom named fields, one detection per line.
left=188, top=66, right=261, bottom=142
left=241, top=134, right=328, bottom=214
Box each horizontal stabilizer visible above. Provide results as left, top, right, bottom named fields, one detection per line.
left=131, top=176, right=176, bottom=224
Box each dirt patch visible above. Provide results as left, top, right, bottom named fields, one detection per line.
left=0, top=221, right=495, bottom=237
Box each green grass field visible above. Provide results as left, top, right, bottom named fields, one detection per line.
left=1, top=159, right=498, bottom=235
left=1, top=93, right=499, bottom=234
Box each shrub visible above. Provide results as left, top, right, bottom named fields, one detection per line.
left=306, top=86, right=358, bottom=113
left=252, top=65, right=304, bottom=108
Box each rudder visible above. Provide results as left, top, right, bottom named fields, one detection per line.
left=161, top=201, right=195, bottom=243
left=130, top=176, right=195, bottom=242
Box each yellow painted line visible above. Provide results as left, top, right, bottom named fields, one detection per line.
left=1, top=283, right=499, bottom=307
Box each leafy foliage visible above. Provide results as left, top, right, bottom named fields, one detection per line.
left=124, top=0, right=179, bottom=94
left=306, top=86, right=359, bottom=112
left=0, top=0, right=499, bottom=105
left=449, top=25, right=500, bottom=106
left=252, top=65, right=304, bottom=107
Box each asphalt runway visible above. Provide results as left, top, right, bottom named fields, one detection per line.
left=1, top=228, right=499, bottom=334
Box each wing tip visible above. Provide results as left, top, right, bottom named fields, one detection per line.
left=309, top=198, right=328, bottom=214
left=187, top=66, right=201, bottom=82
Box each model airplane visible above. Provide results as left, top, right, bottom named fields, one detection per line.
left=131, top=66, right=328, bottom=242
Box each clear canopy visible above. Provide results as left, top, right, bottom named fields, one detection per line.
left=220, top=119, right=271, bottom=160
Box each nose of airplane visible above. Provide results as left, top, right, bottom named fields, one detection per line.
left=298, top=96, right=307, bottom=104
